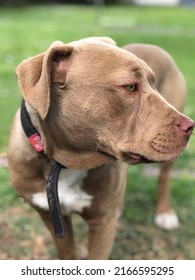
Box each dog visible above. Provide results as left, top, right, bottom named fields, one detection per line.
left=8, top=37, right=194, bottom=259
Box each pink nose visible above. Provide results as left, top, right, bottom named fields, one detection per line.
left=176, top=116, right=195, bottom=137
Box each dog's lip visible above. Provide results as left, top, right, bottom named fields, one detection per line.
left=100, top=148, right=155, bottom=164
left=122, top=151, right=154, bottom=164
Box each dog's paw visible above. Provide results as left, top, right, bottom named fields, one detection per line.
left=154, top=211, right=179, bottom=230
left=76, top=242, right=89, bottom=260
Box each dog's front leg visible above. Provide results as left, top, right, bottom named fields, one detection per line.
left=36, top=209, right=77, bottom=259
left=85, top=212, right=119, bottom=260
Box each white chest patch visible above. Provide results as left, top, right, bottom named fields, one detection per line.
left=32, top=169, right=92, bottom=215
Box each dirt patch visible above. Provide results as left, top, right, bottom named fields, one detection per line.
left=0, top=206, right=54, bottom=260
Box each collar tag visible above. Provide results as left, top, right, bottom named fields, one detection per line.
left=28, top=133, right=44, bottom=152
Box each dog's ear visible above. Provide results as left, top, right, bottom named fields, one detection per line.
left=16, top=41, right=73, bottom=119
left=95, top=37, right=117, bottom=46
left=78, top=36, right=116, bottom=46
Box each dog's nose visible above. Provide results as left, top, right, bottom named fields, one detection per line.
left=175, top=116, right=195, bottom=137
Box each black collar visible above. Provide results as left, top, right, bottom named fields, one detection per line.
left=20, top=99, right=67, bottom=238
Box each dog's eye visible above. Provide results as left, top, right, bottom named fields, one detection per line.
left=124, top=84, right=137, bottom=92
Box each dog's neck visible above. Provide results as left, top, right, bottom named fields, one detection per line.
left=23, top=101, right=115, bottom=169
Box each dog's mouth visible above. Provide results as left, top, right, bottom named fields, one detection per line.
left=121, top=151, right=155, bottom=164
left=99, top=148, right=155, bottom=165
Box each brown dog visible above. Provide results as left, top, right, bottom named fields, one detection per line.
left=8, top=37, right=194, bottom=259
left=123, top=43, right=186, bottom=230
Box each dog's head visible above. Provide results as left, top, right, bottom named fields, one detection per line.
left=16, top=37, right=194, bottom=168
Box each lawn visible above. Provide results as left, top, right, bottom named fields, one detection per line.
left=0, top=4, right=195, bottom=259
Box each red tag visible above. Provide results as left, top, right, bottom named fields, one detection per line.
left=28, top=133, right=44, bottom=152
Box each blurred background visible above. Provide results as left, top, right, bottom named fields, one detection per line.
left=0, top=0, right=195, bottom=7
left=0, top=0, right=195, bottom=260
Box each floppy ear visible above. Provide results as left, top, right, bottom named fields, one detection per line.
left=16, top=41, right=73, bottom=119
left=78, top=36, right=116, bottom=46
left=96, top=37, right=117, bottom=46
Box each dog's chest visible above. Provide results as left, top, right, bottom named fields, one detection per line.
left=32, top=169, right=92, bottom=215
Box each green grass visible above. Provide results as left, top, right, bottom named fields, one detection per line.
left=0, top=4, right=195, bottom=259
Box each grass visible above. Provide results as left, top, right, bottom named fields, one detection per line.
left=0, top=4, right=195, bottom=259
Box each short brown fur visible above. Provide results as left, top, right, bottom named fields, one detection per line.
left=8, top=38, right=194, bottom=259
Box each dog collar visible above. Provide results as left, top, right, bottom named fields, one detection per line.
left=20, top=100, right=44, bottom=152
left=20, top=99, right=67, bottom=238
